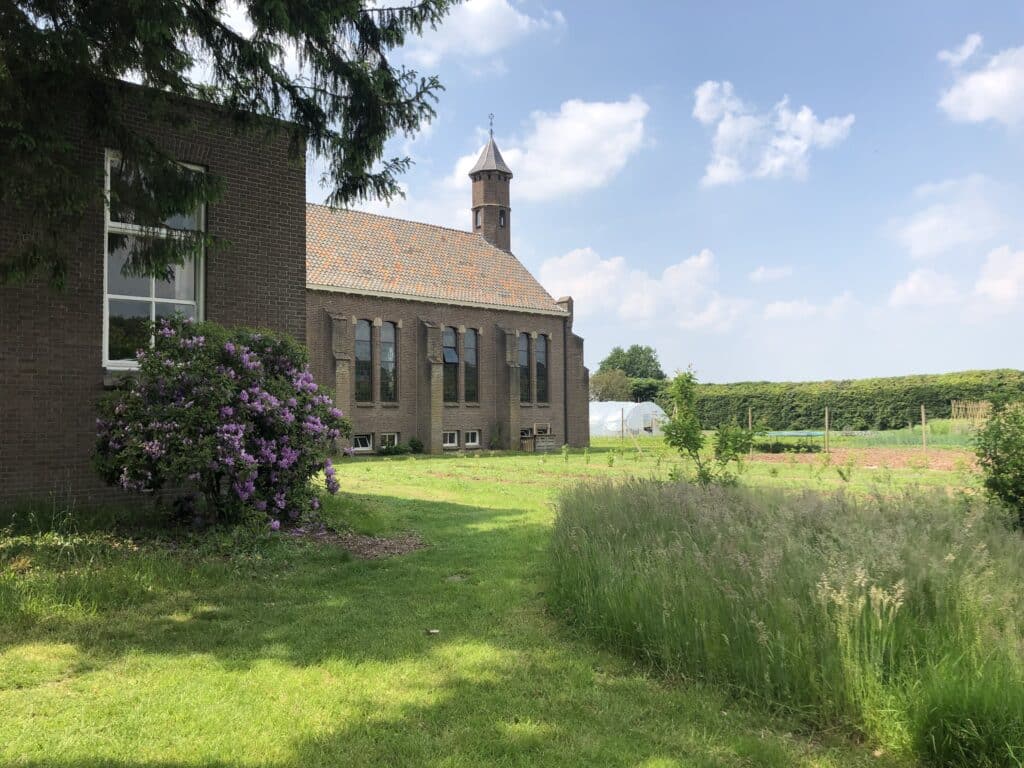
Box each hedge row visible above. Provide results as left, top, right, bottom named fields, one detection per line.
left=690, top=369, right=1024, bottom=431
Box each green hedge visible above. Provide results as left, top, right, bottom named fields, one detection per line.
left=692, top=369, right=1024, bottom=431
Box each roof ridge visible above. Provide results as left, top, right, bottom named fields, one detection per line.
left=303, top=201, right=495, bottom=240
left=307, top=203, right=510, bottom=250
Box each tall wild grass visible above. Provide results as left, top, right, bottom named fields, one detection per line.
left=548, top=480, right=1024, bottom=766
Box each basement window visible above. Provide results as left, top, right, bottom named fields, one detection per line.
left=352, top=434, right=373, bottom=452
left=443, top=431, right=459, bottom=449
left=465, top=430, right=480, bottom=448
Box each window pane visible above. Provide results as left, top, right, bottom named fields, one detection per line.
left=519, top=334, right=530, bottom=402
left=106, top=234, right=151, bottom=297
left=355, top=320, right=372, bottom=402
left=108, top=299, right=151, bottom=361
left=464, top=330, right=478, bottom=403
left=109, top=155, right=202, bottom=230
left=156, top=302, right=196, bottom=322
left=443, top=347, right=460, bottom=364
left=380, top=322, right=397, bottom=402
left=155, top=258, right=197, bottom=300
left=536, top=335, right=548, bottom=403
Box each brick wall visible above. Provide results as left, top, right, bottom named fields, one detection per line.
left=0, top=91, right=306, bottom=505
left=306, top=290, right=590, bottom=451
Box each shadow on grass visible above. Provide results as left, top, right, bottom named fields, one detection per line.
left=0, top=493, right=554, bottom=670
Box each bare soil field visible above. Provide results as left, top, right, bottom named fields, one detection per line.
left=749, top=447, right=976, bottom=472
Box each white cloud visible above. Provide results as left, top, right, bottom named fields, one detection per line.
left=369, top=94, right=648, bottom=222
left=449, top=96, right=650, bottom=202
left=975, top=246, right=1024, bottom=306
left=889, top=269, right=961, bottom=307
left=537, top=247, right=626, bottom=312
left=939, top=43, right=1024, bottom=125
left=692, top=80, right=854, bottom=186
left=938, top=33, right=983, bottom=68
left=404, top=0, right=564, bottom=69
left=763, top=299, right=818, bottom=319
left=763, top=292, right=854, bottom=320
left=748, top=265, right=793, bottom=283
left=892, top=175, right=1004, bottom=259
left=539, top=247, right=746, bottom=332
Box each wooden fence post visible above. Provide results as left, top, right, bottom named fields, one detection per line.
left=921, top=404, right=927, bottom=455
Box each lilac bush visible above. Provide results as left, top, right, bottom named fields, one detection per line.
left=95, top=315, right=350, bottom=527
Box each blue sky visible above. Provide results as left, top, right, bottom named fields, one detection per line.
left=306, top=1, right=1024, bottom=383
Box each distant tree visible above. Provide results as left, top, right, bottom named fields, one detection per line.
left=597, top=345, right=666, bottom=380
left=590, top=369, right=633, bottom=402
left=2, top=0, right=455, bottom=287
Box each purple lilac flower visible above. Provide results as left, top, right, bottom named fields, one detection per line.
left=233, top=477, right=256, bottom=501
left=254, top=499, right=267, bottom=512
left=224, top=342, right=236, bottom=355
left=310, top=498, right=321, bottom=511
left=278, top=446, right=300, bottom=469
left=269, top=519, right=280, bottom=531
left=274, top=491, right=286, bottom=510
left=329, top=407, right=343, bottom=420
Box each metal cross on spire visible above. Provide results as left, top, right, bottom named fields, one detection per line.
left=488, top=113, right=494, bottom=138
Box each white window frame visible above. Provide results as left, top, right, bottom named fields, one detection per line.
left=102, top=149, right=206, bottom=370
left=352, top=434, right=373, bottom=452
left=442, top=431, right=459, bottom=449
left=379, top=432, right=399, bottom=449
left=464, top=429, right=480, bottom=448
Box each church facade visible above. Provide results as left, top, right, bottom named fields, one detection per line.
left=306, top=136, right=590, bottom=453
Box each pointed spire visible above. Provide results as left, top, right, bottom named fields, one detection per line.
left=469, top=116, right=513, bottom=177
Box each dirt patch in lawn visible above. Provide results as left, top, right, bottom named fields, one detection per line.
left=287, top=522, right=425, bottom=559
left=749, top=447, right=976, bottom=472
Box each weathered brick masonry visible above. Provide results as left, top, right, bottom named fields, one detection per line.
left=0, top=90, right=306, bottom=504
left=306, top=290, right=590, bottom=451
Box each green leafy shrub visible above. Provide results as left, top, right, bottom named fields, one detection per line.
left=663, top=370, right=755, bottom=485
left=549, top=480, right=1024, bottom=763
left=378, top=442, right=411, bottom=456
left=694, top=369, right=1024, bottom=431
left=976, top=402, right=1024, bottom=526
left=408, top=437, right=424, bottom=454
left=95, top=315, right=350, bottom=528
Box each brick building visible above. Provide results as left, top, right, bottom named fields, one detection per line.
left=0, top=90, right=306, bottom=504
left=306, top=135, right=589, bottom=452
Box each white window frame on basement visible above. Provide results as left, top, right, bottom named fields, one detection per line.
left=102, top=149, right=207, bottom=370
left=379, top=432, right=399, bottom=449
left=352, top=434, right=373, bottom=452
left=464, top=429, right=480, bottom=448
left=442, top=431, right=459, bottom=449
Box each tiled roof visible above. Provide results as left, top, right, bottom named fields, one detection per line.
left=468, top=136, right=513, bottom=176
left=306, top=205, right=566, bottom=315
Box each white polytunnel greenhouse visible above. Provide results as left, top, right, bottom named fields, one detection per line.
left=589, top=401, right=669, bottom=438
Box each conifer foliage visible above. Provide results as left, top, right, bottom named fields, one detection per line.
left=1, top=0, right=455, bottom=286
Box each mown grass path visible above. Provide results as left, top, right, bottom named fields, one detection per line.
left=0, top=446, right=954, bottom=767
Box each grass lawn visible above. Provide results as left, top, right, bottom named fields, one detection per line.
left=0, top=441, right=970, bottom=767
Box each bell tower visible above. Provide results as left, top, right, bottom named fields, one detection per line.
left=469, top=114, right=513, bottom=252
